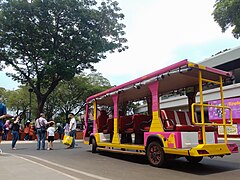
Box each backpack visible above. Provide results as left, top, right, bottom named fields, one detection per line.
left=38, top=118, right=46, bottom=132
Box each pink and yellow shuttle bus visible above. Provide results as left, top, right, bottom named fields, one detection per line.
left=83, top=59, right=238, bottom=167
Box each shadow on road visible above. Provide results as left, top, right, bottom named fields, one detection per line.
left=164, top=158, right=240, bottom=175
left=92, top=150, right=239, bottom=175
left=94, top=150, right=149, bottom=165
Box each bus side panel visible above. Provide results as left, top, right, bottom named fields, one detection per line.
left=144, top=132, right=183, bottom=148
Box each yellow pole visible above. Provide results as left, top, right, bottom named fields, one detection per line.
left=199, top=71, right=206, bottom=144
left=112, top=94, right=120, bottom=144
left=219, top=76, right=227, bottom=144
left=93, top=101, right=97, bottom=133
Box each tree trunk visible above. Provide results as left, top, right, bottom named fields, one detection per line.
left=65, top=110, right=71, bottom=120
left=37, top=95, right=47, bottom=116
left=34, top=78, right=61, bottom=118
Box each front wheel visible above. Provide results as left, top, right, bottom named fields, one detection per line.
left=91, top=138, right=97, bottom=153
left=185, top=156, right=203, bottom=163
left=147, top=141, right=165, bottom=167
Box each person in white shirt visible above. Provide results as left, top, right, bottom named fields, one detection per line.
left=47, top=121, right=55, bottom=150
left=35, top=113, right=54, bottom=150
left=68, top=113, right=77, bottom=149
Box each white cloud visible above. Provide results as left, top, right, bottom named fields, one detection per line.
left=1, top=0, right=239, bottom=89
left=95, top=0, right=238, bottom=86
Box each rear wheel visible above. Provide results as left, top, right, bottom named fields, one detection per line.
left=91, top=138, right=97, bottom=153
left=147, top=141, right=165, bottom=167
left=185, top=156, right=203, bottom=163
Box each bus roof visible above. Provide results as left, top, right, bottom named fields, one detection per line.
left=87, top=59, right=232, bottom=105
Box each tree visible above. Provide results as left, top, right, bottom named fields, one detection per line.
left=0, top=87, right=7, bottom=98
left=87, top=72, right=112, bottom=87
left=212, top=0, right=240, bottom=38
left=45, top=73, right=111, bottom=120
left=5, top=86, right=31, bottom=118
left=0, top=0, right=127, bottom=114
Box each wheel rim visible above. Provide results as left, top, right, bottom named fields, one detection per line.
left=149, top=144, right=161, bottom=164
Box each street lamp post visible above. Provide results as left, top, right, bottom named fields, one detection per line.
left=28, top=88, right=33, bottom=120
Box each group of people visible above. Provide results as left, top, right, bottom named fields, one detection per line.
left=0, top=96, right=77, bottom=150
left=15, top=112, right=77, bottom=151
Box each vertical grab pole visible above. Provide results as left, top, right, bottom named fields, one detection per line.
left=93, top=101, right=97, bottom=134
left=112, top=94, right=120, bottom=144
left=219, top=76, right=227, bottom=144
left=199, top=71, right=206, bottom=144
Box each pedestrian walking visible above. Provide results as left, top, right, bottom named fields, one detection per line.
left=47, top=121, right=55, bottom=150
left=11, top=115, right=21, bottom=150
left=0, top=97, right=7, bottom=144
left=3, top=119, right=10, bottom=140
left=56, top=123, right=63, bottom=140
left=29, top=124, right=35, bottom=140
left=67, top=113, right=77, bottom=149
left=64, top=118, right=70, bottom=135
left=24, top=120, right=30, bottom=140
left=35, top=113, right=54, bottom=150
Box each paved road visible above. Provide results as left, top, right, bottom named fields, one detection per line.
left=0, top=140, right=240, bottom=180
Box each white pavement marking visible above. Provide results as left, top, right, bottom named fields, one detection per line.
left=11, top=154, right=81, bottom=180
left=16, top=154, right=111, bottom=180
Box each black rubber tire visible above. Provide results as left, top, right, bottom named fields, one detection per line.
left=91, top=138, right=97, bottom=153
left=185, top=156, right=203, bottom=163
left=147, top=141, right=165, bottom=167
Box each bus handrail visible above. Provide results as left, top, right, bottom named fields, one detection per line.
left=192, top=103, right=232, bottom=144
left=191, top=103, right=233, bottom=126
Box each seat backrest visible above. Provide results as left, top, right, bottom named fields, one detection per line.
left=106, top=118, right=114, bottom=133
left=163, top=110, right=178, bottom=124
left=97, top=110, right=108, bottom=132
left=164, top=110, right=198, bottom=126
left=160, top=110, right=167, bottom=119
left=132, top=114, right=151, bottom=133
left=176, top=111, right=189, bottom=125
left=119, top=115, right=133, bottom=133
left=186, top=112, right=199, bottom=123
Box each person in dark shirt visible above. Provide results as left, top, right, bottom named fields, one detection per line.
left=11, top=115, right=21, bottom=150
left=56, top=123, right=63, bottom=140
left=0, top=97, right=7, bottom=143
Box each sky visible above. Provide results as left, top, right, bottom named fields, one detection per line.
left=0, top=0, right=239, bottom=90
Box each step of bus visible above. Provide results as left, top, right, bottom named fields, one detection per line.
left=97, top=147, right=146, bottom=155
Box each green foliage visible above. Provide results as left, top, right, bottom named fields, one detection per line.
left=213, top=0, right=240, bottom=38
left=4, top=86, right=32, bottom=116
left=0, top=0, right=127, bottom=113
left=87, top=72, right=111, bottom=87
left=45, top=73, right=111, bottom=120
left=0, top=87, right=7, bottom=98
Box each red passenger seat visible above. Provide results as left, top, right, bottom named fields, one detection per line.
left=132, top=114, right=151, bottom=144
left=186, top=112, right=216, bottom=132
left=132, top=114, right=151, bottom=133
left=97, top=110, right=109, bottom=132
left=162, top=110, right=216, bottom=132
left=119, top=115, right=133, bottom=134
left=175, top=111, right=199, bottom=131
left=119, top=115, right=133, bottom=144
left=162, top=110, right=199, bottom=132
left=103, top=118, right=114, bottom=134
